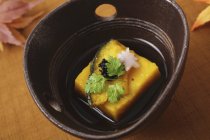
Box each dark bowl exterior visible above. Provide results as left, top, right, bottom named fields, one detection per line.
left=24, top=0, right=189, bottom=139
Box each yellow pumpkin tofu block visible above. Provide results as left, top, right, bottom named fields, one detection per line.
left=75, top=40, right=160, bottom=121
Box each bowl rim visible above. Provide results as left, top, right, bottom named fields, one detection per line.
left=23, top=0, right=189, bottom=139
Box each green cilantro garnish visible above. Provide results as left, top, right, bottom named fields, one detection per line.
left=106, top=56, right=125, bottom=77
left=107, top=83, right=125, bottom=103
left=85, top=73, right=106, bottom=94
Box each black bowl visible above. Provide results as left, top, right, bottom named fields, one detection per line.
left=24, top=0, right=189, bottom=139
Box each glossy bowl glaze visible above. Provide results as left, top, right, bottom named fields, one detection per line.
left=24, top=0, right=189, bottom=139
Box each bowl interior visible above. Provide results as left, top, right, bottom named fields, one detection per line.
left=24, top=0, right=188, bottom=138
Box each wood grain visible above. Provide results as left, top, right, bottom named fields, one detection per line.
left=0, top=0, right=210, bottom=139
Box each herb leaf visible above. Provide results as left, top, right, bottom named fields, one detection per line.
left=107, top=83, right=125, bottom=103
left=106, top=56, right=125, bottom=77
left=85, top=73, right=106, bottom=94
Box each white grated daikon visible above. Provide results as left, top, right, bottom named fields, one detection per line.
left=117, top=48, right=139, bottom=71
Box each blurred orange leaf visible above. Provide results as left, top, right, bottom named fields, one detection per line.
left=10, top=28, right=26, bottom=46
left=191, top=6, right=210, bottom=31
left=9, top=11, right=44, bottom=29
left=195, top=0, right=210, bottom=4
left=0, top=42, right=3, bottom=52
left=0, top=0, right=43, bottom=23
left=0, top=0, right=44, bottom=47
left=0, top=23, right=22, bottom=45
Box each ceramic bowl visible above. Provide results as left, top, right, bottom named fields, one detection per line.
left=24, top=0, right=189, bottom=139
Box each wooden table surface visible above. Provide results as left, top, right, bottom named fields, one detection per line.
left=0, top=0, right=210, bottom=139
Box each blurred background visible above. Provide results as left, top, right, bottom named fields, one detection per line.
left=0, top=0, right=209, bottom=139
